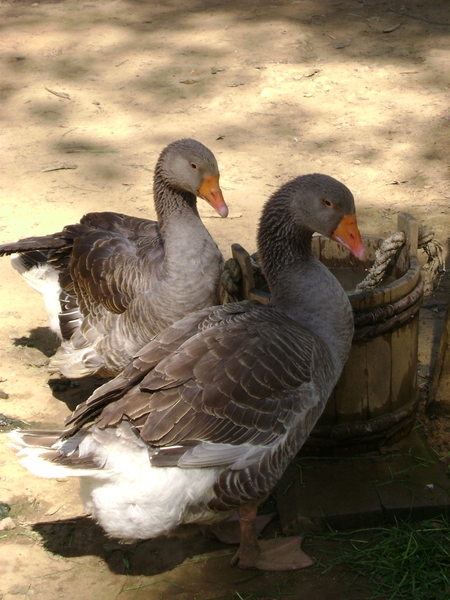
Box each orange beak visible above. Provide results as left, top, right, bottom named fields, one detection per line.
left=198, top=174, right=228, bottom=218
left=332, top=214, right=367, bottom=261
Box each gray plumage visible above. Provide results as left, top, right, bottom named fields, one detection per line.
left=0, top=139, right=227, bottom=378
left=10, top=174, right=366, bottom=571
left=57, top=173, right=357, bottom=512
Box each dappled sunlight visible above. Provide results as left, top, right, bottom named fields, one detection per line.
left=1, top=2, right=450, bottom=598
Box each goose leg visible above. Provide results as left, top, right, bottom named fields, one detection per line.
left=230, top=503, right=314, bottom=571
left=203, top=511, right=275, bottom=544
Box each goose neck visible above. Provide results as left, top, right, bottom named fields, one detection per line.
left=258, top=206, right=353, bottom=367
left=153, top=169, right=198, bottom=227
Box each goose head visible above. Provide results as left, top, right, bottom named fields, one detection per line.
left=284, top=173, right=366, bottom=259
left=258, top=173, right=366, bottom=282
left=157, top=138, right=228, bottom=217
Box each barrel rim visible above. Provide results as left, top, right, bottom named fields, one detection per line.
left=349, top=256, right=421, bottom=309
left=303, top=393, right=420, bottom=454
left=312, top=234, right=421, bottom=310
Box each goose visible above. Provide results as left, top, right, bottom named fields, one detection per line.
left=0, top=139, right=228, bottom=379
left=10, top=173, right=366, bottom=571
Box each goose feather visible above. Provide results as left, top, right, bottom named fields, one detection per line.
left=0, top=139, right=227, bottom=378
left=10, top=173, right=366, bottom=569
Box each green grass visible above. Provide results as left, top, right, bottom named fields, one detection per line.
left=314, top=516, right=450, bottom=599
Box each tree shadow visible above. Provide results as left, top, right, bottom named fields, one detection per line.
left=2, top=0, right=449, bottom=175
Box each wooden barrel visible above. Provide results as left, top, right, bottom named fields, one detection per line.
left=231, top=213, right=422, bottom=454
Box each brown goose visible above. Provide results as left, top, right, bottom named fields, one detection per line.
left=10, top=173, right=366, bottom=570
left=0, top=139, right=227, bottom=379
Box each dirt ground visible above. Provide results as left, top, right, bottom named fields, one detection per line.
left=1, top=0, right=450, bottom=598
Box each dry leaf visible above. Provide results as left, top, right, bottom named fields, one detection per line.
left=42, top=163, right=78, bottom=172
left=333, top=41, right=350, bottom=49
left=45, top=87, right=70, bottom=99
left=303, top=68, right=320, bottom=78
left=383, top=23, right=401, bottom=33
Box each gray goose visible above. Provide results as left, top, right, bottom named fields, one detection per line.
left=10, top=173, right=366, bottom=571
left=0, top=139, right=227, bottom=379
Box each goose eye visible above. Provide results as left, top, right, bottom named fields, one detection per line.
left=190, top=162, right=198, bottom=170
left=323, top=199, right=333, bottom=208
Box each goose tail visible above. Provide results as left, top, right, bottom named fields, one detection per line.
left=48, top=339, right=105, bottom=379
left=10, top=253, right=63, bottom=339
left=8, top=429, right=101, bottom=479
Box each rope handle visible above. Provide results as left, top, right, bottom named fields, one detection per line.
left=355, top=224, right=445, bottom=293
left=220, top=224, right=445, bottom=303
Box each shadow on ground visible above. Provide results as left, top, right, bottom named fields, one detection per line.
left=33, top=516, right=229, bottom=576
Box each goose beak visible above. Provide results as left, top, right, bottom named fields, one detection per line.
left=332, top=215, right=367, bottom=261
left=198, top=174, right=228, bottom=218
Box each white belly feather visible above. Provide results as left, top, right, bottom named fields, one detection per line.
left=10, top=424, right=226, bottom=540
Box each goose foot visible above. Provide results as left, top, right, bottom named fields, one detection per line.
left=231, top=535, right=314, bottom=571
left=230, top=502, right=314, bottom=571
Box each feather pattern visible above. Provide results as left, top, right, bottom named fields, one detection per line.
left=0, top=139, right=227, bottom=378
left=9, top=173, right=365, bottom=547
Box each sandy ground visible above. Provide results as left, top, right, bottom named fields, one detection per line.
left=1, top=0, right=450, bottom=598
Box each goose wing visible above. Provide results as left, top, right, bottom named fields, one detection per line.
left=66, top=212, right=163, bottom=316
left=0, top=212, right=163, bottom=317
left=66, top=301, right=335, bottom=506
